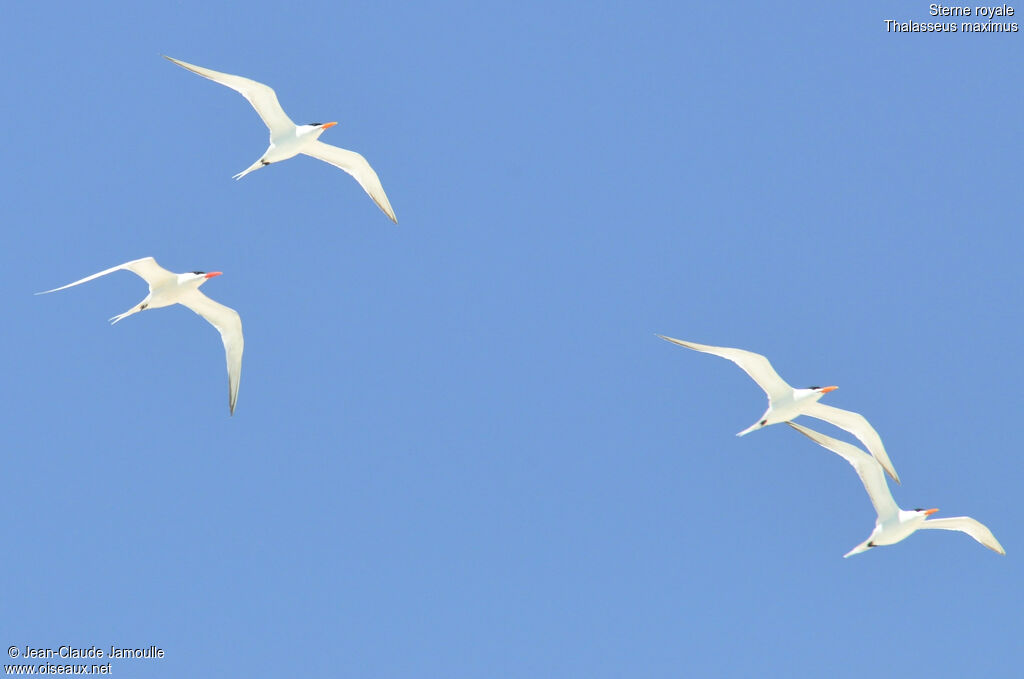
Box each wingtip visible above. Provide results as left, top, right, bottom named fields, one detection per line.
left=379, top=203, right=397, bottom=223
left=880, top=462, right=901, bottom=485
left=657, top=334, right=687, bottom=346
left=985, top=537, right=1007, bottom=555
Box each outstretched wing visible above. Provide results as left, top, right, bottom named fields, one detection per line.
left=918, top=516, right=1006, bottom=555
left=301, top=140, right=398, bottom=223
left=656, top=335, right=792, bottom=401
left=800, top=402, right=900, bottom=485
left=179, top=290, right=244, bottom=415
left=164, top=55, right=296, bottom=137
left=37, top=257, right=175, bottom=294
left=786, top=422, right=900, bottom=523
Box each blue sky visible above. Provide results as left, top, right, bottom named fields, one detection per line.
left=2, top=1, right=1021, bottom=677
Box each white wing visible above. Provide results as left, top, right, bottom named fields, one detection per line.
left=301, top=140, right=398, bottom=223
left=786, top=422, right=899, bottom=522
left=164, top=56, right=296, bottom=137
left=656, top=335, right=792, bottom=401
left=800, top=402, right=900, bottom=485
left=37, top=257, right=176, bottom=294
left=179, top=290, right=244, bottom=415
left=918, top=516, right=1006, bottom=555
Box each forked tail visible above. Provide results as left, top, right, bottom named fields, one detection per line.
left=233, top=158, right=267, bottom=180
left=109, top=304, right=144, bottom=325
left=736, top=420, right=764, bottom=437
left=843, top=540, right=873, bottom=558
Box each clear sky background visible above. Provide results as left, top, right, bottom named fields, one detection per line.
left=2, top=2, right=1021, bottom=677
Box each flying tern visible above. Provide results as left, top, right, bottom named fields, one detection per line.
left=38, top=257, right=243, bottom=415
left=787, top=422, right=1005, bottom=557
left=656, top=335, right=899, bottom=483
left=164, top=55, right=397, bottom=223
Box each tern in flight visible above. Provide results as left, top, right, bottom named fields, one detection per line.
left=38, top=257, right=243, bottom=415
left=657, top=335, right=900, bottom=483
left=164, top=55, right=397, bottom=223
left=787, top=422, right=1005, bottom=557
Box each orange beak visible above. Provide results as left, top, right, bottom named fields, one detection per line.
left=204, top=272, right=223, bottom=279
left=820, top=386, right=838, bottom=393
left=924, top=508, right=939, bottom=515
left=321, top=122, right=338, bottom=129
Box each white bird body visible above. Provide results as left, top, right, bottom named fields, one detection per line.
left=657, top=334, right=900, bottom=484
left=787, top=422, right=1005, bottom=557
left=863, top=510, right=932, bottom=548
left=263, top=125, right=328, bottom=164
left=38, top=257, right=243, bottom=415
left=164, top=55, right=397, bottom=223
left=230, top=124, right=331, bottom=180
left=740, top=387, right=828, bottom=432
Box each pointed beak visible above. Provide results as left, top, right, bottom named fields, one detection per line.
left=204, top=272, right=223, bottom=279
left=321, top=122, right=338, bottom=130
left=924, top=508, right=939, bottom=516
left=820, top=386, right=838, bottom=393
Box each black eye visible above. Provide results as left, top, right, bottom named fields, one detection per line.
left=310, top=122, right=322, bottom=126
left=192, top=271, right=204, bottom=275
left=808, top=385, right=821, bottom=389
left=914, top=508, right=925, bottom=512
